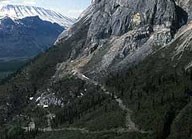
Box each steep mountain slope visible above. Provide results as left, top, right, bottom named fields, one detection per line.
left=0, top=5, right=75, bottom=28
left=107, top=21, right=192, bottom=139
left=55, top=0, right=187, bottom=79
left=0, top=0, right=192, bottom=139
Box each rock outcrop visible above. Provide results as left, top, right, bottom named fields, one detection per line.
left=88, top=0, right=178, bottom=41
left=55, top=0, right=188, bottom=79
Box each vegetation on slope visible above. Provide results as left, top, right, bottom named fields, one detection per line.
left=106, top=40, right=192, bottom=139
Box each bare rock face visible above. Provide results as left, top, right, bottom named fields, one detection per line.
left=55, top=0, right=188, bottom=79
left=87, top=0, right=181, bottom=41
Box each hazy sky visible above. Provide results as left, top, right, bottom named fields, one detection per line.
left=0, top=0, right=91, bottom=18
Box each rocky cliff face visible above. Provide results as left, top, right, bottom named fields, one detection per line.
left=88, top=0, right=176, bottom=40
left=55, top=0, right=187, bottom=79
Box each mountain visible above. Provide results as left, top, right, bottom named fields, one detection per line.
left=0, top=16, right=64, bottom=80
left=0, top=0, right=192, bottom=139
left=55, top=0, right=187, bottom=79
left=0, top=16, right=63, bottom=58
left=0, top=5, right=75, bottom=80
left=0, top=4, right=75, bottom=28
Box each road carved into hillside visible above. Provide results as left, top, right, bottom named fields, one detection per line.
left=72, top=70, right=150, bottom=134
left=39, top=127, right=149, bottom=134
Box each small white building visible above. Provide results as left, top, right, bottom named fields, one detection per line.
left=28, top=121, right=35, bottom=130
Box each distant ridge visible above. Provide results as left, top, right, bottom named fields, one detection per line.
left=0, top=4, right=75, bottom=28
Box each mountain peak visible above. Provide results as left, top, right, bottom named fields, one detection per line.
left=0, top=4, right=75, bottom=28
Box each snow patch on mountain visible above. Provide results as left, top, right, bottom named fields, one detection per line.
left=0, top=4, right=75, bottom=28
